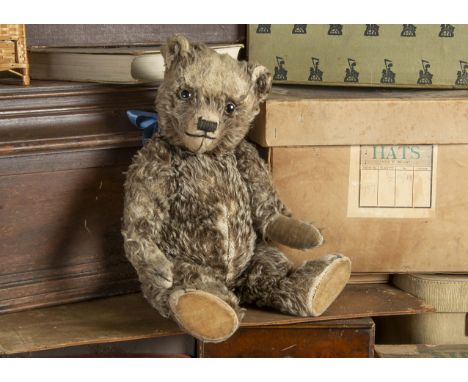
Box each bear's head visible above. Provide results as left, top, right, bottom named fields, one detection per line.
left=155, top=35, right=272, bottom=154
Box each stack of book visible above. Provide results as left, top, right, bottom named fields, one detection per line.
left=22, top=24, right=245, bottom=84
left=29, top=44, right=243, bottom=84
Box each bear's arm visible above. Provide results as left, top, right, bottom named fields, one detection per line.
left=121, top=148, right=174, bottom=289
left=235, top=140, right=323, bottom=250
left=235, top=139, right=290, bottom=238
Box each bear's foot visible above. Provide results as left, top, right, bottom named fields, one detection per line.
left=169, top=290, right=239, bottom=343
left=304, top=254, right=351, bottom=316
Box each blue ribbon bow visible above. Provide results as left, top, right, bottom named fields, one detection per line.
left=127, top=110, right=159, bottom=144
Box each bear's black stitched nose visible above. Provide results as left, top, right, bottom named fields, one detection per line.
left=197, top=117, right=218, bottom=133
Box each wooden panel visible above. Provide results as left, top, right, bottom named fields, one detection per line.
left=242, top=284, right=434, bottom=326
left=0, top=146, right=139, bottom=176
left=0, top=150, right=141, bottom=314
left=0, top=80, right=156, bottom=153
left=0, top=81, right=153, bottom=313
left=0, top=82, right=156, bottom=115
left=198, top=318, right=375, bottom=358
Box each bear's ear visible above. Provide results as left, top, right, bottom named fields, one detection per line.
left=161, top=34, right=192, bottom=70
left=248, top=63, right=272, bottom=102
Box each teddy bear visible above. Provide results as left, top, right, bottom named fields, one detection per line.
left=122, top=35, right=351, bottom=343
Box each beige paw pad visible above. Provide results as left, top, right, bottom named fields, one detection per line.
left=308, top=255, right=351, bottom=316
left=169, top=290, right=239, bottom=343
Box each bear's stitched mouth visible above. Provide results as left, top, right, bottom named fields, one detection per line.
left=185, top=131, right=216, bottom=140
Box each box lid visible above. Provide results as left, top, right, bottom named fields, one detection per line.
left=247, top=24, right=468, bottom=89
left=250, top=86, right=468, bottom=147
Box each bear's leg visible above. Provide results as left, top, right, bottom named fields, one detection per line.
left=238, top=242, right=351, bottom=317
left=236, top=242, right=293, bottom=307
left=142, top=261, right=242, bottom=343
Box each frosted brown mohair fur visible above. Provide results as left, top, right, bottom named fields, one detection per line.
left=122, top=35, right=351, bottom=342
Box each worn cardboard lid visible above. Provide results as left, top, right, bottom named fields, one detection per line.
left=249, top=86, right=468, bottom=147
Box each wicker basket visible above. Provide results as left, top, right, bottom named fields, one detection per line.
left=0, top=24, right=30, bottom=85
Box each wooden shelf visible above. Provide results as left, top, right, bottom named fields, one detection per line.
left=0, top=284, right=433, bottom=355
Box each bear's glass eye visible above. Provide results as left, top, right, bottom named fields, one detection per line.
left=179, top=89, right=192, bottom=100
left=225, top=102, right=236, bottom=114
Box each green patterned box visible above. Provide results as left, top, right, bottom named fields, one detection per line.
left=248, top=24, right=468, bottom=88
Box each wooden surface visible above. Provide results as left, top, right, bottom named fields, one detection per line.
left=0, top=284, right=433, bottom=355
left=375, top=344, right=468, bottom=358
left=198, top=318, right=375, bottom=358
left=0, top=81, right=154, bottom=314
left=0, top=154, right=141, bottom=314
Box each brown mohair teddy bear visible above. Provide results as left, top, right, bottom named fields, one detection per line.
left=122, top=35, right=351, bottom=343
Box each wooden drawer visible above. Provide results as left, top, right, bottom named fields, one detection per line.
left=198, top=317, right=375, bottom=358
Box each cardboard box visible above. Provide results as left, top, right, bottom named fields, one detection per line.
left=248, top=24, right=468, bottom=88
left=250, top=86, right=468, bottom=273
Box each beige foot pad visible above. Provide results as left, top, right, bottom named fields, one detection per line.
left=308, top=255, right=351, bottom=316
left=169, top=290, right=239, bottom=343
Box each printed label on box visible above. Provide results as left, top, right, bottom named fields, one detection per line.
left=348, top=145, right=437, bottom=218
